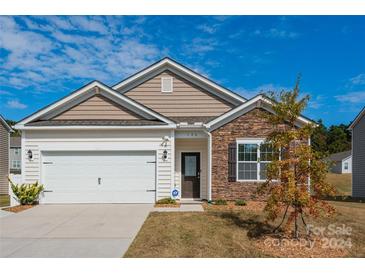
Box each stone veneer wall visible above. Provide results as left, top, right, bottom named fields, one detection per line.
left=211, top=108, right=288, bottom=201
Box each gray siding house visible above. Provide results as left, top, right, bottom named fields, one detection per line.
left=349, top=107, right=365, bottom=198
left=0, top=115, right=13, bottom=196
left=10, top=137, right=21, bottom=174
left=326, top=150, right=352, bottom=174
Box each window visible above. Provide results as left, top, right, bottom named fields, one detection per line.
left=344, top=162, right=349, bottom=170
left=237, top=139, right=278, bottom=181
left=161, top=77, right=173, bottom=92
left=11, top=160, right=21, bottom=169
left=14, top=148, right=20, bottom=155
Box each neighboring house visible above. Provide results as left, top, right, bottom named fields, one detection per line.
left=349, top=107, right=365, bottom=198
left=326, top=150, right=352, bottom=174
left=10, top=136, right=21, bottom=174
left=0, top=115, right=13, bottom=196
left=14, top=57, right=313, bottom=204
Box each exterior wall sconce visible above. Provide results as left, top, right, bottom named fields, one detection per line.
left=162, top=150, right=168, bottom=161
left=27, top=149, right=33, bottom=160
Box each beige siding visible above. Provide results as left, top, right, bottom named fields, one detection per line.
left=0, top=124, right=9, bottom=194
left=124, top=71, right=234, bottom=117
left=175, top=138, right=208, bottom=200
left=22, top=129, right=173, bottom=201
left=53, top=95, right=141, bottom=120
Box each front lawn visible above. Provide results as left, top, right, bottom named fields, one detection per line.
left=0, top=195, right=10, bottom=207
left=125, top=201, right=365, bottom=258
left=325, top=173, right=352, bottom=196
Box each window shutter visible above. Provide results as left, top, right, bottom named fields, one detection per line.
left=228, top=142, right=237, bottom=182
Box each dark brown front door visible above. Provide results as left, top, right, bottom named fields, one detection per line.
left=182, top=152, right=200, bottom=198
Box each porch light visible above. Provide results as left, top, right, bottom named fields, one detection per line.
left=162, top=150, right=168, bottom=161
left=27, top=149, right=33, bottom=160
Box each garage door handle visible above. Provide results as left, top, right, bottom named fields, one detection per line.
left=146, top=161, right=156, bottom=164
left=146, top=189, right=156, bottom=192
left=43, top=190, right=53, bottom=192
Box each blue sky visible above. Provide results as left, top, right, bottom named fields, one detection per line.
left=0, top=16, right=364, bottom=125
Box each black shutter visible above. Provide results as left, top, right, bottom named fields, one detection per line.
left=228, top=142, right=237, bottom=182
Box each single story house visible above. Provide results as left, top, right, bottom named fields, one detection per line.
left=326, top=150, right=352, bottom=174
left=14, top=57, right=313, bottom=204
left=0, top=115, right=13, bottom=197
left=349, top=107, right=365, bottom=198
left=10, top=136, right=22, bottom=174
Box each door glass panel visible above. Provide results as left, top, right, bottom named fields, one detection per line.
left=185, top=156, right=197, bottom=176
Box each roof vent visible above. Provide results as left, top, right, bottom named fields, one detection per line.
left=161, top=77, right=173, bottom=93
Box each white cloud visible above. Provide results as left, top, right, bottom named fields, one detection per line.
left=186, top=37, right=218, bottom=55
left=0, top=16, right=162, bottom=92
left=252, top=28, right=299, bottom=39
left=335, top=91, right=365, bottom=103
left=6, top=99, right=27, bottom=109
left=349, top=74, right=365, bottom=85
left=197, top=24, right=217, bottom=34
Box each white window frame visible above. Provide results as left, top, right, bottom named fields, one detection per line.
left=14, top=147, right=20, bottom=155
left=344, top=162, right=349, bottom=170
left=161, top=77, right=173, bottom=93
left=11, top=160, right=21, bottom=169
left=236, top=138, right=276, bottom=182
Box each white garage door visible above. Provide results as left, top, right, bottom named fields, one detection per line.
left=41, top=151, right=156, bottom=203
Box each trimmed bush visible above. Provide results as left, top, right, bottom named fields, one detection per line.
left=214, top=199, right=227, bottom=205
left=9, top=178, right=44, bottom=205
left=235, top=199, right=247, bottom=206
left=156, top=197, right=176, bottom=204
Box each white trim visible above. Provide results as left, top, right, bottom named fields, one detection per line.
left=236, top=138, right=272, bottom=182
left=205, top=95, right=313, bottom=131
left=161, top=76, right=173, bottom=93
left=112, top=58, right=246, bottom=104
left=207, top=131, right=212, bottom=201
left=16, top=125, right=176, bottom=130
left=15, top=81, right=175, bottom=128
left=349, top=107, right=365, bottom=129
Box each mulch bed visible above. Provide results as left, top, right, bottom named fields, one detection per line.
left=2, top=205, right=35, bottom=213
left=255, top=234, right=349, bottom=258
left=203, top=201, right=266, bottom=212
left=154, top=203, right=181, bottom=208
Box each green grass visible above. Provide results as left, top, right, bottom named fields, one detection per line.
left=0, top=195, right=10, bottom=207
left=325, top=173, right=352, bottom=196
left=125, top=201, right=365, bottom=258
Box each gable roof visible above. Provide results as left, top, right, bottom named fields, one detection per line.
left=0, top=115, right=13, bottom=132
left=14, top=81, right=176, bottom=129
left=112, top=57, right=247, bottom=106
left=326, top=150, right=352, bottom=162
left=205, top=94, right=315, bottom=131
left=349, top=106, right=365, bottom=129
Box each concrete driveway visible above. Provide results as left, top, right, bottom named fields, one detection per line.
left=0, top=204, right=152, bottom=258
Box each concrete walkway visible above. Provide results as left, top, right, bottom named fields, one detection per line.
left=0, top=204, right=152, bottom=258
left=0, top=209, right=14, bottom=218
left=153, top=204, right=204, bottom=212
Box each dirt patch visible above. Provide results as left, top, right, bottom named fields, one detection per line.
left=154, top=203, right=181, bottom=208
left=203, top=201, right=266, bottom=212
left=2, top=205, right=35, bottom=213
left=255, top=235, right=349, bottom=258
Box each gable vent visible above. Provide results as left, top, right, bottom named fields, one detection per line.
left=161, top=77, right=173, bottom=93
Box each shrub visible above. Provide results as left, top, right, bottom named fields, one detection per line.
left=235, top=199, right=247, bottom=206
left=156, top=197, right=176, bottom=204
left=9, top=178, right=44, bottom=205
left=214, top=199, right=227, bottom=205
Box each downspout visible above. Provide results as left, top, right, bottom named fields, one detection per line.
left=206, top=129, right=212, bottom=202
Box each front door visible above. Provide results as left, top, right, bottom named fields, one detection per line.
left=181, top=152, right=200, bottom=198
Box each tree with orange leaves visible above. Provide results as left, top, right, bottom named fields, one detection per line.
left=258, top=77, right=336, bottom=238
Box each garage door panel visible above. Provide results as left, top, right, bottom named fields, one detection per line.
left=41, top=151, right=156, bottom=203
